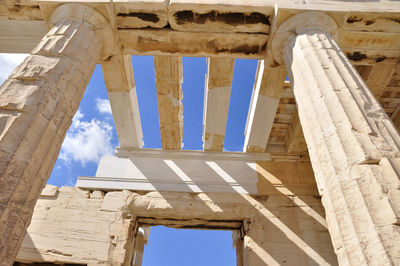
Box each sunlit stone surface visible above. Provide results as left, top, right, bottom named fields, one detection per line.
left=0, top=0, right=399, bottom=265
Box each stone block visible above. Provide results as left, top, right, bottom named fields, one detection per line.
left=101, top=191, right=127, bottom=212
left=91, top=190, right=105, bottom=199
left=17, top=186, right=130, bottom=265
left=40, top=184, right=58, bottom=197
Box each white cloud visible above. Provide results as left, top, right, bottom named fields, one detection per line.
left=96, top=98, right=112, bottom=115
left=0, top=53, right=29, bottom=84
left=59, top=110, right=114, bottom=166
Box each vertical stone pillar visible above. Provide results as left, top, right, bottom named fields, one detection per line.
left=0, top=4, right=111, bottom=264
left=273, top=12, right=400, bottom=265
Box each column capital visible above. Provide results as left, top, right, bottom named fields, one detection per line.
left=50, top=3, right=114, bottom=60
left=271, top=11, right=338, bottom=64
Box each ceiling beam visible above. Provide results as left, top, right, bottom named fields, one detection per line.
left=167, top=0, right=273, bottom=34
left=388, top=62, right=400, bottom=130
left=154, top=56, right=183, bottom=150
left=244, top=59, right=286, bottom=152
left=119, top=29, right=268, bottom=59
left=2, top=21, right=400, bottom=61
left=203, top=57, right=235, bottom=151
left=285, top=110, right=307, bottom=155
left=339, top=31, right=400, bottom=50
left=365, top=63, right=397, bottom=100
left=101, top=54, right=143, bottom=148
left=391, top=104, right=400, bottom=132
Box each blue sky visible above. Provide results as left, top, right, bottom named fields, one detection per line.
left=0, top=54, right=257, bottom=265
left=142, top=226, right=236, bottom=266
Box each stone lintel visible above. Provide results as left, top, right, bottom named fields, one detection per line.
left=203, top=57, right=234, bottom=151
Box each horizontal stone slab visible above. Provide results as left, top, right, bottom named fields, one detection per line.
left=76, top=153, right=318, bottom=196
left=119, top=28, right=268, bottom=59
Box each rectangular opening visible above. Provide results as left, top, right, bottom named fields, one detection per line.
left=224, top=58, right=258, bottom=151
left=181, top=57, right=207, bottom=150
left=131, top=55, right=162, bottom=149
left=132, top=219, right=243, bottom=266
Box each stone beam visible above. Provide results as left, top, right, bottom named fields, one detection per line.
left=273, top=12, right=400, bottom=265
left=0, top=4, right=110, bottom=264
left=355, top=61, right=398, bottom=103
left=3, top=0, right=400, bottom=22
left=154, top=56, right=183, bottom=150
left=77, top=151, right=318, bottom=196
left=119, top=29, right=268, bottom=59
left=2, top=23, right=400, bottom=60
left=388, top=62, right=400, bottom=129
left=101, top=54, right=143, bottom=148
left=203, top=57, right=234, bottom=151
left=2, top=3, right=400, bottom=61
left=339, top=31, right=400, bottom=51
left=391, top=104, right=400, bottom=132
left=244, top=59, right=286, bottom=152
left=0, top=20, right=48, bottom=53
left=285, top=110, right=307, bottom=155
left=167, top=0, right=273, bottom=34
left=114, top=0, right=169, bottom=29
left=365, top=63, right=397, bottom=100
left=114, top=147, right=300, bottom=161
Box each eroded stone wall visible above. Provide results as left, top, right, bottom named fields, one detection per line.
left=15, top=186, right=134, bottom=266
left=16, top=162, right=337, bottom=266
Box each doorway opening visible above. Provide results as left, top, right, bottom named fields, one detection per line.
left=131, top=219, right=243, bottom=266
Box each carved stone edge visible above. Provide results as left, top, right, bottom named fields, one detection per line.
left=271, top=11, right=338, bottom=65
left=49, top=3, right=114, bottom=60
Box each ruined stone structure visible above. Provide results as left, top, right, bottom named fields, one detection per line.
left=1, top=0, right=400, bottom=265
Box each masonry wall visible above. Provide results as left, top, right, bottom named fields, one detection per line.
left=129, top=182, right=338, bottom=265
left=16, top=161, right=337, bottom=266
left=15, top=186, right=134, bottom=265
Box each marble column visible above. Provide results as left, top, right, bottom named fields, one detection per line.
left=273, top=12, right=400, bottom=265
left=0, top=4, right=111, bottom=264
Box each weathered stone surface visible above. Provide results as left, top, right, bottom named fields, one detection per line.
left=0, top=4, right=106, bottom=264
left=101, top=54, right=143, bottom=149
left=277, top=12, right=400, bottom=265
left=39, top=184, right=58, bottom=197
left=115, top=0, right=169, bottom=29
left=203, top=57, right=234, bottom=151
left=90, top=190, right=105, bottom=199
left=154, top=56, right=183, bottom=150
left=1, top=2, right=400, bottom=266
left=129, top=190, right=337, bottom=265
left=101, top=190, right=132, bottom=212
left=16, top=186, right=133, bottom=265
left=168, top=0, right=273, bottom=34
left=17, top=173, right=336, bottom=266
left=285, top=110, right=307, bottom=155
left=119, top=29, right=268, bottom=59
left=244, top=59, right=286, bottom=153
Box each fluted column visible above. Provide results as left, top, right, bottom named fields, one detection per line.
left=273, top=12, right=400, bottom=265
left=0, top=4, right=111, bottom=265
